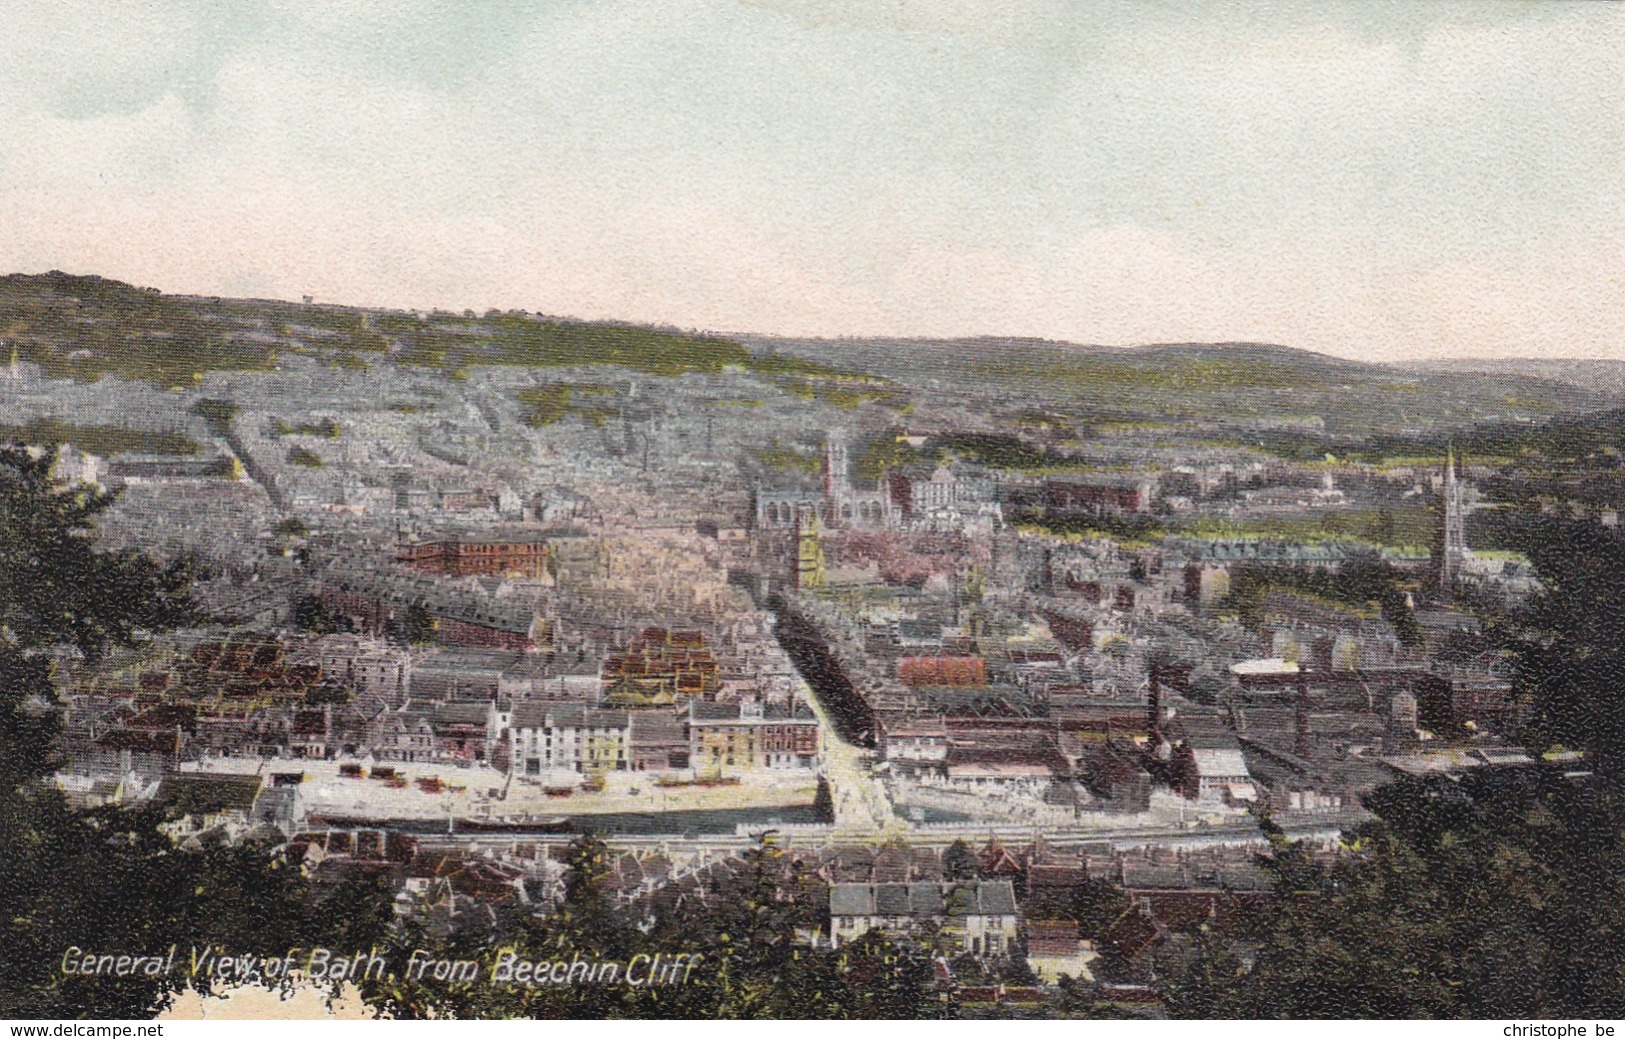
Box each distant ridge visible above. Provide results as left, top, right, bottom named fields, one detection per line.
left=0, top=270, right=1440, bottom=376
left=0, top=269, right=159, bottom=302
left=2, top=269, right=1618, bottom=430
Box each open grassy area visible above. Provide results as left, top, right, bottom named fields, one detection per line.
left=747, top=351, right=904, bottom=410
left=1177, top=508, right=1435, bottom=549
left=286, top=446, right=324, bottom=469
left=751, top=442, right=822, bottom=475
left=270, top=417, right=342, bottom=438
left=515, top=383, right=620, bottom=427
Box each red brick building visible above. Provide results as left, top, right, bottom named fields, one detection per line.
left=396, top=537, right=547, bottom=578
left=435, top=615, right=535, bottom=653
left=1043, top=477, right=1154, bottom=517
left=898, top=655, right=987, bottom=687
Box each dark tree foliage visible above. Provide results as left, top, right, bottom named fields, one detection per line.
left=1164, top=772, right=1625, bottom=1018
left=1053, top=972, right=1145, bottom=1019
left=361, top=834, right=952, bottom=1020
left=392, top=603, right=439, bottom=648
left=1068, top=879, right=1131, bottom=944
left=812, top=775, right=835, bottom=823
left=0, top=447, right=390, bottom=1017
left=1503, top=515, right=1625, bottom=771
left=0, top=446, right=199, bottom=801
left=190, top=399, right=238, bottom=436
left=1219, top=557, right=1421, bottom=647
left=0, top=447, right=200, bottom=657
left=292, top=594, right=355, bottom=635
left=942, top=839, right=979, bottom=882
left=1165, top=511, right=1625, bottom=1019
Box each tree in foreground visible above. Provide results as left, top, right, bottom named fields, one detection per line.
left=1165, top=510, right=1625, bottom=1019
left=0, top=446, right=391, bottom=1017
left=360, top=834, right=953, bottom=1019
left=1507, top=515, right=1625, bottom=772
left=1164, top=773, right=1625, bottom=1018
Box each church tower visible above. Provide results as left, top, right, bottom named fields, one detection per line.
left=793, top=510, right=825, bottom=592
left=1433, top=446, right=1468, bottom=597
left=823, top=434, right=850, bottom=500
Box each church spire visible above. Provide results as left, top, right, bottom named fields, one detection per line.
left=1434, top=444, right=1467, bottom=598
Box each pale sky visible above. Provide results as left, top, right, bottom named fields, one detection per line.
left=2, top=1, right=1621, bottom=360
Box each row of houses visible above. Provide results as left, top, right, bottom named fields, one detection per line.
left=501, top=699, right=821, bottom=776
left=318, top=565, right=544, bottom=653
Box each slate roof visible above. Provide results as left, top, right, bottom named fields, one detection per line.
left=157, top=772, right=263, bottom=814
left=628, top=713, right=687, bottom=744
left=829, top=880, right=1015, bottom=918
left=433, top=702, right=491, bottom=727
left=510, top=704, right=629, bottom=730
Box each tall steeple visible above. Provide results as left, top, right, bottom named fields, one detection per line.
left=1433, top=445, right=1467, bottom=597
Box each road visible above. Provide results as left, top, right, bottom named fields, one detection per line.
left=796, top=672, right=904, bottom=836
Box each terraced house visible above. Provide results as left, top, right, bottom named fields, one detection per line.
left=827, top=880, right=1019, bottom=957
left=506, top=704, right=630, bottom=776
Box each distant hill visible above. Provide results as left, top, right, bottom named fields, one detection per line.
left=1464, top=404, right=1625, bottom=462
left=0, top=270, right=160, bottom=303
left=740, top=334, right=1614, bottom=433
left=0, top=270, right=750, bottom=388
left=1, top=270, right=1615, bottom=434
left=1407, top=358, right=1625, bottom=400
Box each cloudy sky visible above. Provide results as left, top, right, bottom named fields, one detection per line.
left=3, top=1, right=1621, bottom=360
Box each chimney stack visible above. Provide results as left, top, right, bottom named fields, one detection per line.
left=1148, top=662, right=1163, bottom=746
left=1295, top=664, right=1311, bottom=758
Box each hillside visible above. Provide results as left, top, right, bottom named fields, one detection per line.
left=741, top=334, right=1614, bottom=434
left=0, top=271, right=751, bottom=388
left=0, top=271, right=1614, bottom=436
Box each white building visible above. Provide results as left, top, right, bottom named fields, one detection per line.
left=506, top=704, right=630, bottom=775
left=1190, top=746, right=1255, bottom=804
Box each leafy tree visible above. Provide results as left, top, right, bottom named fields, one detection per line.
left=943, top=839, right=980, bottom=881
left=824, top=930, right=949, bottom=1019
left=1219, top=558, right=1421, bottom=647
left=557, top=834, right=636, bottom=960
left=1373, top=507, right=1397, bottom=547
left=292, top=593, right=354, bottom=635
left=0, top=447, right=392, bottom=1016
left=1069, top=878, right=1131, bottom=944
left=1164, top=771, right=1625, bottom=1018
left=1054, top=972, right=1143, bottom=1018
left=1158, top=928, right=1251, bottom=1019
left=359, top=834, right=952, bottom=1020
left=1507, top=515, right=1625, bottom=771
left=812, top=776, right=835, bottom=823
left=392, top=603, right=439, bottom=647
left=0, top=448, right=199, bottom=659
left=286, top=446, right=324, bottom=469
left=1166, top=519, right=1625, bottom=1018
left=191, top=398, right=238, bottom=436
